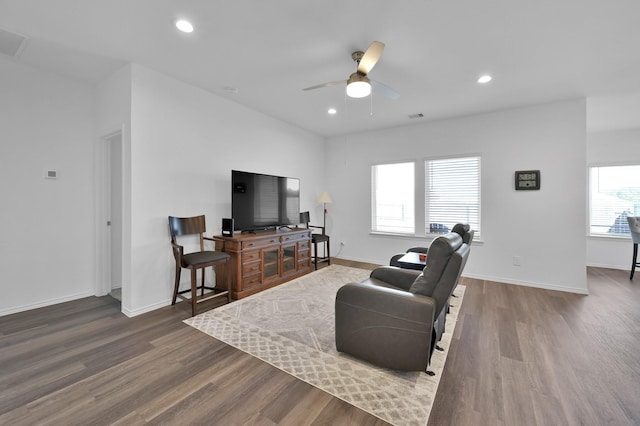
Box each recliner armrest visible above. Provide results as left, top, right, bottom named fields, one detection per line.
left=336, top=281, right=435, bottom=323
left=389, top=253, right=404, bottom=267
left=370, top=266, right=421, bottom=291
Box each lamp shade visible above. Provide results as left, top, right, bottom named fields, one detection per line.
left=317, top=192, right=333, bottom=204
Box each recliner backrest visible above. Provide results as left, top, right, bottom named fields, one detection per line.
left=452, top=223, right=474, bottom=244
left=409, top=232, right=469, bottom=318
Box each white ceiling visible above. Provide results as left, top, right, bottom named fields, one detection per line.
left=1, top=0, right=640, bottom=137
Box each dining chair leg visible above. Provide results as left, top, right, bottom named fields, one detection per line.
left=311, top=241, right=317, bottom=270
left=201, top=268, right=206, bottom=296
left=631, top=243, right=638, bottom=280
left=191, top=267, right=198, bottom=316
left=326, top=238, right=331, bottom=265
left=225, top=261, right=231, bottom=303
left=172, top=266, right=181, bottom=305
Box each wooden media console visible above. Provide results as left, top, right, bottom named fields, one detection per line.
left=213, top=228, right=312, bottom=299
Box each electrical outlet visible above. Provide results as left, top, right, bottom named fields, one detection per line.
left=512, top=256, right=522, bottom=266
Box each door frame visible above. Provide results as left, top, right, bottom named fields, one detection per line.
left=96, top=128, right=124, bottom=298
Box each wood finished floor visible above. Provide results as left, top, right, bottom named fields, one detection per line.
left=1, top=262, right=639, bottom=425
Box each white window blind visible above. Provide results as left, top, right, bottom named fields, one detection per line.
left=425, top=156, right=480, bottom=237
left=589, top=164, right=640, bottom=236
left=371, top=162, right=415, bottom=234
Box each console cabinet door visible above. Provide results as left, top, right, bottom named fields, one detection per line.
left=262, top=247, right=279, bottom=282
left=281, top=244, right=297, bottom=275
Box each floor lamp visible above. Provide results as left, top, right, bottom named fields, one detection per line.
left=317, top=191, right=333, bottom=229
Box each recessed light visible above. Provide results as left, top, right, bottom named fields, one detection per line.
left=175, top=19, right=194, bottom=33
left=328, top=108, right=337, bottom=115
left=478, top=75, right=492, bottom=84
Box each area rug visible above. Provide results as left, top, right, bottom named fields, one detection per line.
left=185, top=264, right=465, bottom=426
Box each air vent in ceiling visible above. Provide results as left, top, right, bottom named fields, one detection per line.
left=0, top=27, right=28, bottom=57
left=408, top=113, right=424, bottom=119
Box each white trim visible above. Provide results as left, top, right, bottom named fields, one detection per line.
left=0, top=291, right=95, bottom=317
left=586, top=262, right=628, bottom=271
left=368, top=231, right=484, bottom=245
left=587, top=234, right=630, bottom=241
left=121, top=299, right=173, bottom=318
left=334, top=256, right=589, bottom=295
left=369, top=231, right=422, bottom=239
left=462, top=273, right=590, bottom=295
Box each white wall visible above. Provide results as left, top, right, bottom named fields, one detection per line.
left=0, top=56, right=599, bottom=315
left=587, top=128, right=640, bottom=270
left=0, top=60, right=325, bottom=317
left=126, top=65, right=325, bottom=315
left=326, top=99, right=588, bottom=294
left=0, top=56, right=96, bottom=315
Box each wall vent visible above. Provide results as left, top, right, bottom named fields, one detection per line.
left=0, top=27, right=28, bottom=57
left=408, top=113, right=424, bottom=119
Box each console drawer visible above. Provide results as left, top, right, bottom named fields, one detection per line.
left=242, top=262, right=262, bottom=276
left=241, top=237, right=278, bottom=250
left=298, top=251, right=310, bottom=262
left=242, top=273, right=262, bottom=289
left=242, top=250, right=261, bottom=263
left=281, top=232, right=309, bottom=243
left=298, top=241, right=310, bottom=251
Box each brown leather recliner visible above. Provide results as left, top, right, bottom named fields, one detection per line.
left=335, top=231, right=471, bottom=372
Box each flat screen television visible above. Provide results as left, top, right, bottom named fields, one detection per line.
left=231, top=170, right=300, bottom=232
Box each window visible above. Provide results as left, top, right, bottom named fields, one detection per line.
left=425, top=156, right=481, bottom=237
left=371, top=162, right=415, bottom=234
left=589, top=164, right=640, bottom=236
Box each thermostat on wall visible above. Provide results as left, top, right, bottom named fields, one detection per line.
left=44, top=169, right=58, bottom=179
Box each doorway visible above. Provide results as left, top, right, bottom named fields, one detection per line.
left=99, top=131, right=123, bottom=301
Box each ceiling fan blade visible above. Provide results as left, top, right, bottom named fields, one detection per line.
left=302, top=80, right=346, bottom=91
left=371, top=80, right=400, bottom=99
left=357, top=41, right=385, bottom=75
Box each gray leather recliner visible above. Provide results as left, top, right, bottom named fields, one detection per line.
left=389, top=223, right=474, bottom=267
left=335, top=231, right=471, bottom=371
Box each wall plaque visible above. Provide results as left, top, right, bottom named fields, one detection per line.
left=515, top=170, right=540, bottom=190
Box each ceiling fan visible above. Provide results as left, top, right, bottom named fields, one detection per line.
left=303, top=41, right=400, bottom=99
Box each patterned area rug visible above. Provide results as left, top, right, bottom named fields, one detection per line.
left=185, top=264, right=464, bottom=426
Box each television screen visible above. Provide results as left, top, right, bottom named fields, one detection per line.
left=232, top=170, right=300, bottom=232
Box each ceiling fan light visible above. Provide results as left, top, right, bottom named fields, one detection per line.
left=347, top=81, right=371, bottom=98
left=346, top=73, right=372, bottom=98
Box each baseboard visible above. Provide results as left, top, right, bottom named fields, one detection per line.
left=0, top=291, right=96, bottom=317
left=339, top=255, right=590, bottom=295
left=462, top=273, right=590, bottom=295
left=335, top=255, right=382, bottom=265
left=121, top=299, right=172, bottom=318
left=586, top=262, right=628, bottom=271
